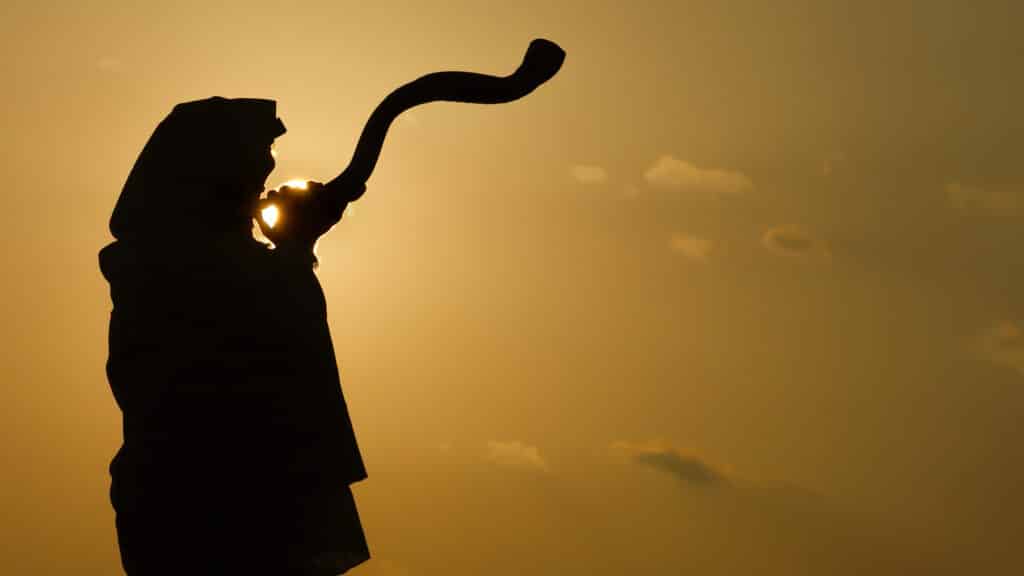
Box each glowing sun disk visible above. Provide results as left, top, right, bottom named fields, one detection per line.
left=261, top=205, right=280, bottom=228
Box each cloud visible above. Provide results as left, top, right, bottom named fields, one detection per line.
left=762, top=226, right=813, bottom=255
left=643, top=155, right=752, bottom=196
left=569, top=164, right=608, bottom=184
left=977, top=321, right=1024, bottom=376
left=761, top=226, right=829, bottom=258
left=484, top=440, right=548, bottom=472
left=611, top=441, right=728, bottom=487
left=946, top=182, right=1020, bottom=216
left=669, top=233, right=714, bottom=261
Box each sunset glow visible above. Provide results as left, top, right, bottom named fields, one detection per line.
left=8, top=2, right=1023, bottom=574
left=280, top=179, right=308, bottom=190
left=260, top=204, right=279, bottom=228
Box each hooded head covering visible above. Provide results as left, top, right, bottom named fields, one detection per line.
left=110, top=97, right=287, bottom=243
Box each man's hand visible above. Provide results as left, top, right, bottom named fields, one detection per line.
left=256, top=180, right=364, bottom=249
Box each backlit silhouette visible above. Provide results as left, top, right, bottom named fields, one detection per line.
left=100, top=39, right=563, bottom=575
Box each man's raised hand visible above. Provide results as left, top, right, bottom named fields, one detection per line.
left=257, top=180, right=363, bottom=249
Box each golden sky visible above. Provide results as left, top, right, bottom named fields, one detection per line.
left=2, top=1, right=1023, bottom=574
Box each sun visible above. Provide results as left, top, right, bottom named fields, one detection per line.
left=259, top=179, right=311, bottom=230
left=260, top=204, right=280, bottom=228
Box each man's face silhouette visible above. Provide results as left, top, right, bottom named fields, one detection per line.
left=231, top=139, right=277, bottom=219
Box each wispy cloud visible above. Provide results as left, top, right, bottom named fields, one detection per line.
left=484, top=440, right=548, bottom=472
left=977, top=321, right=1024, bottom=376
left=569, top=164, right=608, bottom=184
left=761, top=226, right=829, bottom=258
left=946, top=182, right=1020, bottom=216
left=643, top=155, right=752, bottom=196
left=669, top=233, right=714, bottom=261
left=762, top=226, right=813, bottom=255
left=611, top=441, right=728, bottom=487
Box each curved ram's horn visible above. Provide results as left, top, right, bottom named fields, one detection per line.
left=325, top=38, right=565, bottom=201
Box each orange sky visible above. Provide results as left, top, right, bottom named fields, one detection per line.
left=2, top=1, right=1023, bottom=574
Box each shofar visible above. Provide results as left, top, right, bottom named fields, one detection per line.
left=326, top=38, right=565, bottom=202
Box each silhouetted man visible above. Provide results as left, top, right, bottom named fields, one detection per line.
left=100, top=97, right=369, bottom=575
